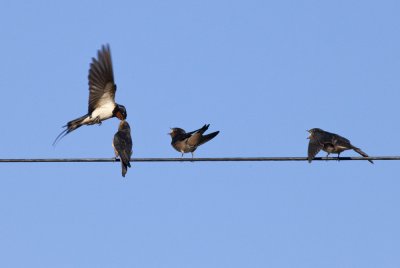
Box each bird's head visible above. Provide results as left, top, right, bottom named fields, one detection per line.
left=114, top=104, right=127, bottom=120
left=119, top=120, right=131, bottom=131
left=168, top=127, right=186, bottom=138
left=307, top=128, right=323, bottom=139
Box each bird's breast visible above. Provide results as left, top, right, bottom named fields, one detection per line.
left=91, top=102, right=115, bottom=121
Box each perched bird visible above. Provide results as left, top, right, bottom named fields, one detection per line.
left=169, top=124, right=219, bottom=158
left=53, top=44, right=127, bottom=145
left=307, top=128, right=373, bottom=164
left=113, top=120, right=133, bottom=177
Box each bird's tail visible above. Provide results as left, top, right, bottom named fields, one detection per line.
left=121, top=162, right=128, bottom=177
left=53, top=114, right=88, bottom=146
left=199, top=131, right=220, bottom=146
left=353, top=147, right=374, bottom=164
left=120, top=153, right=131, bottom=177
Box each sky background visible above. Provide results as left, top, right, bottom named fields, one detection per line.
left=1, top=0, right=400, bottom=267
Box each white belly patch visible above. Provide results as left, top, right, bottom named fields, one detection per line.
left=84, top=102, right=115, bottom=124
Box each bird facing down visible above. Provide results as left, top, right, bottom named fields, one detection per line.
left=113, top=120, right=133, bottom=177
left=307, top=128, right=373, bottom=164
left=53, top=44, right=127, bottom=145
left=169, top=124, right=219, bottom=158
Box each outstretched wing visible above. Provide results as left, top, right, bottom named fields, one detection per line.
left=186, top=124, right=209, bottom=135
left=88, top=44, right=116, bottom=114
left=186, top=124, right=211, bottom=147
left=198, top=131, right=219, bottom=146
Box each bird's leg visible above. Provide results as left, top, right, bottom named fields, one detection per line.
left=326, top=153, right=330, bottom=161
left=114, top=152, right=120, bottom=162
left=93, top=116, right=102, bottom=125
left=191, top=152, right=194, bottom=158
left=181, top=152, right=184, bottom=158
left=337, top=153, right=340, bottom=162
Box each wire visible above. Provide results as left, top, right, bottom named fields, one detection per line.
left=0, top=156, right=398, bottom=163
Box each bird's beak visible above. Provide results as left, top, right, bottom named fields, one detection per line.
left=167, top=128, right=172, bottom=135
left=306, top=130, right=311, bottom=139
left=116, top=111, right=124, bottom=120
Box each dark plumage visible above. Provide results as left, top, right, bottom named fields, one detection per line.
left=169, top=124, right=219, bottom=157
left=113, top=120, right=133, bottom=177
left=53, top=44, right=127, bottom=145
left=307, top=128, right=373, bottom=164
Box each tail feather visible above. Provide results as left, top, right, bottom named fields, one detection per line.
left=53, top=114, right=88, bottom=146
left=120, top=153, right=131, bottom=177
left=120, top=152, right=131, bottom=168
left=353, top=147, right=374, bottom=164
left=199, top=131, right=219, bottom=146
left=121, top=162, right=128, bottom=177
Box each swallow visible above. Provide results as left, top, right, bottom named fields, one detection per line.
left=53, top=44, right=127, bottom=145
left=113, top=120, right=133, bottom=177
left=307, top=128, right=373, bottom=164
left=169, top=124, right=219, bottom=157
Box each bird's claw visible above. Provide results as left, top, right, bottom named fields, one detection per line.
left=93, top=116, right=101, bottom=125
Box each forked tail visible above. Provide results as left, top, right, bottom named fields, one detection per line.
left=52, top=115, right=87, bottom=146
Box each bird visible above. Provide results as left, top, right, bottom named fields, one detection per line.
left=169, top=124, right=219, bottom=158
left=112, top=120, right=133, bottom=177
left=307, top=128, right=373, bottom=164
left=53, top=44, right=127, bottom=145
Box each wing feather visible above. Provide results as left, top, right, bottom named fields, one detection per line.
left=113, top=131, right=132, bottom=167
left=308, top=138, right=323, bottom=163
left=88, top=45, right=116, bottom=114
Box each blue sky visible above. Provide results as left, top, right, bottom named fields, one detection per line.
left=1, top=0, right=400, bottom=267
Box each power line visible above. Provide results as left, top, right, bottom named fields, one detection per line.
left=0, top=156, right=398, bottom=163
